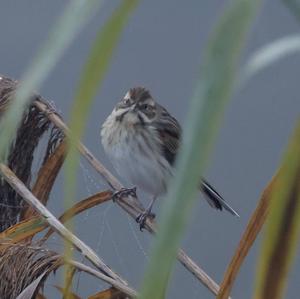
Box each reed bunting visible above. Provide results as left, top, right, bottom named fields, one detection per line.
left=101, top=87, right=239, bottom=228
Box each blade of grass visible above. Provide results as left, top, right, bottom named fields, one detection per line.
left=139, top=1, right=261, bottom=298
left=0, top=217, right=46, bottom=249
left=16, top=272, right=48, bottom=299
left=21, top=140, right=67, bottom=220
left=217, top=172, right=279, bottom=299
left=42, top=190, right=112, bottom=242
left=88, top=287, right=125, bottom=299
left=240, top=34, right=300, bottom=86
left=54, top=285, right=81, bottom=299
left=253, top=121, right=300, bottom=299
left=0, top=0, right=103, bottom=161
left=64, top=0, right=139, bottom=285
left=0, top=191, right=111, bottom=247
left=65, top=0, right=139, bottom=206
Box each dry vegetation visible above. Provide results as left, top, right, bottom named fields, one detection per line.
left=0, top=1, right=299, bottom=298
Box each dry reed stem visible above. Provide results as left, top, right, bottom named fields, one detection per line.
left=0, top=191, right=111, bottom=249
left=23, top=140, right=67, bottom=219
left=66, top=260, right=138, bottom=297
left=34, top=100, right=223, bottom=296
left=42, top=190, right=112, bottom=242
left=216, top=173, right=278, bottom=299
left=0, top=163, right=135, bottom=296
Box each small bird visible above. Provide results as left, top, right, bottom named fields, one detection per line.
left=101, top=87, right=239, bottom=228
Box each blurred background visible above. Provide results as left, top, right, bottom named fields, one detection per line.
left=0, top=0, right=299, bottom=298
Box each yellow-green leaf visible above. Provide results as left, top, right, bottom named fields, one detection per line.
left=254, top=121, right=300, bottom=299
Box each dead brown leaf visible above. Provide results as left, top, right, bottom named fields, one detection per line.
left=21, top=141, right=67, bottom=220
left=216, top=172, right=279, bottom=299
left=0, top=217, right=46, bottom=250
left=41, top=190, right=112, bottom=242
left=55, top=285, right=82, bottom=299
left=88, top=287, right=126, bottom=299
left=0, top=191, right=111, bottom=250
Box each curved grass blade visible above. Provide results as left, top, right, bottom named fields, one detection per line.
left=0, top=191, right=111, bottom=248
left=64, top=0, right=139, bottom=284
left=21, top=140, right=67, bottom=220
left=240, top=34, right=300, bottom=86
left=65, top=0, right=140, bottom=206
left=16, top=271, right=48, bottom=299
left=0, top=0, right=103, bottom=161
left=0, top=217, right=46, bottom=249
left=139, top=1, right=261, bottom=298
left=217, top=172, right=279, bottom=299
left=88, top=287, right=125, bottom=299
left=42, top=190, right=112, bottom=242
left=54, top=285, right=81, bottom=299
left=253, top=121, right=300, bottom=299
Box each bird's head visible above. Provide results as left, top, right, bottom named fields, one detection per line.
left=113, top=87, right=158, bottom=125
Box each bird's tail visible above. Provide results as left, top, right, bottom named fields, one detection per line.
left=201, top=179, right=239, bottom=217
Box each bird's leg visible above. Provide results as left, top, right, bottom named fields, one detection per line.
left=136, top=196, right=156, bottom=231
left=112, top=186, right=137, bottom=202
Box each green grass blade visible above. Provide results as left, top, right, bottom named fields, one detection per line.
left=0, top=0, right=103, bottom=161
left=139, top=1, right=261, bottom=298
left=253, top=121, right=300, bottom=299
left=63, top=0, right=139, bottom=282
left=240, top=34, right=300, bottom=86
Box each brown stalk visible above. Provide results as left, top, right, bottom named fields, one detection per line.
left=0, top=243, right=135, bottom=298
left=34, top=99, right=223, bottom=296
left=0, top=163, right=135, bottom=295
left=21, top=140, right=67, bottom=220
left=0, top=191, right=112, bottom=249
left=88, top=287, right=126, bottom=299
left=42, top=190, right=112, bottom=242
left=216, top=172, right=278, bottom=299
left=55, top=285, right=81, bottom=299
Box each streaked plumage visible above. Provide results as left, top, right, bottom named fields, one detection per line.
left=101, top=87, right=239, bottom=223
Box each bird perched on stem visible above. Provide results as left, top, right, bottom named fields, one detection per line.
left=101, top=87, right=239, bottom=229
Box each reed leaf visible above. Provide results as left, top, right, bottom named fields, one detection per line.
left=139, top=1, right=261, bottom=298
left=240, top=34, right=300, bottom=86
left=54, top=285, right=81, bottom=299
left=0, top=217, right=46, bottom=249
left=253, top=121, right=300, bottom=299
left=16, top=272, right=48, bottom=299
left=0, top=0, right=103, bottom=161
left=64, top=0, right=139, bottom=283
left=0, top=191, right=111, bottom=247
left=42, top=190, right=112, bottom=242
left=65, top=0, right=139, bottom=213
left=88, top=287, right=126, bottom=299
left=217, top=172, right=279, bottom=299
left=21, top=140, right=67, bottom=221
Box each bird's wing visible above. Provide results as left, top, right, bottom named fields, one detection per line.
left=154, top=105, right=182, bottom=166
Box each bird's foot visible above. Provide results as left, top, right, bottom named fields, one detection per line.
left=136, top=209, right=155, bottom=231
left=112, top=186, right=137, bottom=202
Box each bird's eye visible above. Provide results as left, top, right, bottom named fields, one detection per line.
left=142, top=104, right=150, bottom=110
left=123, top=98, right=131, bottom=105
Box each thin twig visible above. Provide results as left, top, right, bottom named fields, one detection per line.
left=66, top=259, right=138, bottom=297
left=34, top=100, right=223, bottom=296
left=0, top=163, right=134, bottom=295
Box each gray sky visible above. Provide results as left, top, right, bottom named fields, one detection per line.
left=0, top=0, right=299, bottom=298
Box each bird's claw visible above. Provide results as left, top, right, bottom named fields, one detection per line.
left=112, top=186, right=137, bottom=202
left=136, top=210, right=155, bottom=231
